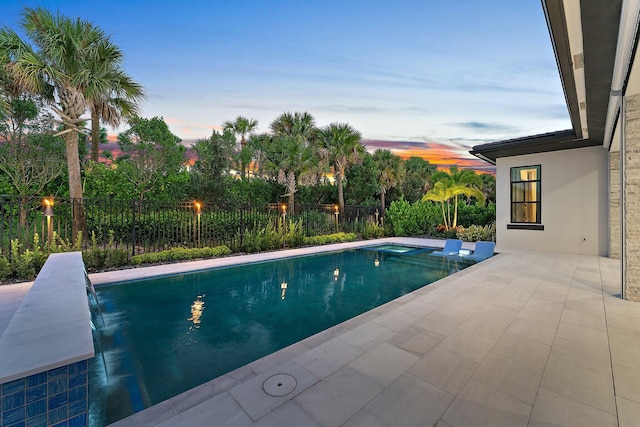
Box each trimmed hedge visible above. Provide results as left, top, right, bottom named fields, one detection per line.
left=130, top=245, right=232, bottom=265
left=303, top=232, right=357, bottom=246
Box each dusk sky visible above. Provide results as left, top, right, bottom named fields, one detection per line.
left=3, top=1, right=569, bottom=172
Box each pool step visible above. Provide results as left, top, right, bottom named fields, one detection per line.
left=385, top=254, right=472, bottom=272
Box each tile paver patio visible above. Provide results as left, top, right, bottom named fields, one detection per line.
left=2, top=237, right=638, bottom=426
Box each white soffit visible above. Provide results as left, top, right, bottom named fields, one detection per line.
left=604, top=0, right=640, bottom=149
left=564, top=0, right=589, bottom=138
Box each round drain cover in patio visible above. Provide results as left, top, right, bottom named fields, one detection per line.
left=262, top=374, right=297, bottom=397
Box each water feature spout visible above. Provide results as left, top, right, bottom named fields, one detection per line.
left=90, top=320, right=109, bottom=383
left=85, top=270, right=105, bottom=326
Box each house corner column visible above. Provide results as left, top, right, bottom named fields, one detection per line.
left=623, top=93, right=640, bottom=301
left=610, top=151, right=620, bottom=259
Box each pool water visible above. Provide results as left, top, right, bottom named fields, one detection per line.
left=89, top=245, right=476, bottom=425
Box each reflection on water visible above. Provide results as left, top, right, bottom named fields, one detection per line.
left=188, top=295, right=205, bottom=327
left=90, top=245, right=476, bottom=425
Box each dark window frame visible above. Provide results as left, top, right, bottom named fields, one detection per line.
left=509, top=165, right=541, bottom=225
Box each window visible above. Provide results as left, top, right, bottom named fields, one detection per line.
left=510, top=165, right=541, bottom=224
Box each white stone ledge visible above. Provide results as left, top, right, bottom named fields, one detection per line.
left=0, top=252, right=94, bottom=383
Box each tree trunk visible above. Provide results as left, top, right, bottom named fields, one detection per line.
left=287, top=172, right=296, bottom=214
left=452, top=195, right=459, bottom=229
left=441, top=202, right=449, bottom=230
left=91, top=108, right=100, bottom=162
left=64, top=131, right=85, bottom=241
left=336, top=170, right=344, bottom=213
left=380, top=188, right=386, bottom=216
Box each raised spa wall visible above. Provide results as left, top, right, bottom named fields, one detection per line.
left=0, top=252, right=94, bottom=427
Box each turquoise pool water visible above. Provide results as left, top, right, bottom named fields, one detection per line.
left=89, top=245, right=476, bottom=425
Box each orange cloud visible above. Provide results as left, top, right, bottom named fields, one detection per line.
left=362, top=139, right=495, bottom=174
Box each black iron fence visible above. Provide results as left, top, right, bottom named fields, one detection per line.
left=0, top=195, right=381, bottom=257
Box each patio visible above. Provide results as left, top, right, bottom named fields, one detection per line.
left=83, top=238, right=638, bottom=427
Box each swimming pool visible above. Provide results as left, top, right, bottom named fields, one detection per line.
left=89, top=244, right=477, bottom=425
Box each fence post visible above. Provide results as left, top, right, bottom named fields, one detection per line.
left=240, top=207, right=244, bottom=248
left=131, top=199, right=136, bottom=257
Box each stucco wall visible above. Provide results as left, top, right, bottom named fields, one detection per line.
left=496, top=146, right=609, bottom=256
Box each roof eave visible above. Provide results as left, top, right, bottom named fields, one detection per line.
left=469, top=129, right=602, bottom=163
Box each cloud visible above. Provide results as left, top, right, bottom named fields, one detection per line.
left=453, top=121, right=520, bottom=134
left=361, top=138, right=495, bottom=173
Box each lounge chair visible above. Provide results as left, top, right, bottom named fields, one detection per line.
left=467, top=241, right=495, bottom=262
left=429, top=239, right=462, bottom=256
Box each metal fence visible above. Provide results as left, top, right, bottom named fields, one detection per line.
left=0, top=195, right=381, bottom=257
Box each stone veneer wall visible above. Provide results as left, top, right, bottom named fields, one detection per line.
left=624, top=93, right=640, bottom=301
left=610, top=152, right=620, bottom=259
left=0, top=360, right=89, bottom=427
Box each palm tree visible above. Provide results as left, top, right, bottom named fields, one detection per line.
left=422, top=177, right=485, bottom=230
left=267, top=112, right=320, bottom=210
left=1, top=7, right=143, bottom=238
left=443, top=167, right=484, bottom=228
left=319, top=123, right=364, bottom=213
left=0, top=48, right=11, bottom=115
left=87, top=64, right=144, bottom=162
left=247, top=132, right=271, bottom=178
left=372, top=149, right=405, bottom=215
left=270, top=111, right=317, bottom=141
left=223, top=116, right=258, bottom=180
left=422, top=180, right=455, bottom=230
left=264, top=135, right=317, bottom=211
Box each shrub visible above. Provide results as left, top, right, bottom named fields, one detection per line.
left=31, top=234, right=48, bottom=272
left=284, top=219, right=304, bottom=248
left=456, top=221, right=496, bottom=242
left=361, top=221, right=385, bottom=239
left=303, top=232, right=356, bottom=246
left=131, top=245, right=231, bottom=265
left=386, top=200, right=440, bottom=237
left=456, top=202, right=496, bottom=227
left=0, top=254, right=10, bottom=282
left=11, top=240, right=36, bottom=281
left=431, top=226, right=462, bottom=239
left=83, top=231, right=131, bottom=271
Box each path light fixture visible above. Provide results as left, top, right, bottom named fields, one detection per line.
left=334, top=205, right=339, bottom=232
left=43, top=198, right=54, bottom=249
left=281, top=204, right=287, bottom=234
left=43, top=198, right=54, bottom=217
left=193, top=201, right=202, bottom=247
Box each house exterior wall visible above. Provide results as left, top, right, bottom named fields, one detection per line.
left=496, top=146, right=609, bottom=256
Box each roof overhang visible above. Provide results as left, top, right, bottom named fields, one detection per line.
left=471, top=0, right=626, bottom=163
left=469, top=130, right=600, bottom=165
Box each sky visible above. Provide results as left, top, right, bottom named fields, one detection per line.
left=2, top=0, right=570, bottom=172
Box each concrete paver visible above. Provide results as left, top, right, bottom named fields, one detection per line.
left=5, top=237, right=626, bottom=427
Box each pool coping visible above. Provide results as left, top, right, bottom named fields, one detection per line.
left=0, top=252, right=94, bottom=383
left=103, top=237, right=482, bottom=426
left=90, top=237, right=473, bottom=287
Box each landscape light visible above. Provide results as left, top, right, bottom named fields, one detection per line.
left=194, top=201, right=202, bottom=215
left=43, top=198, right=54, bottom=217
